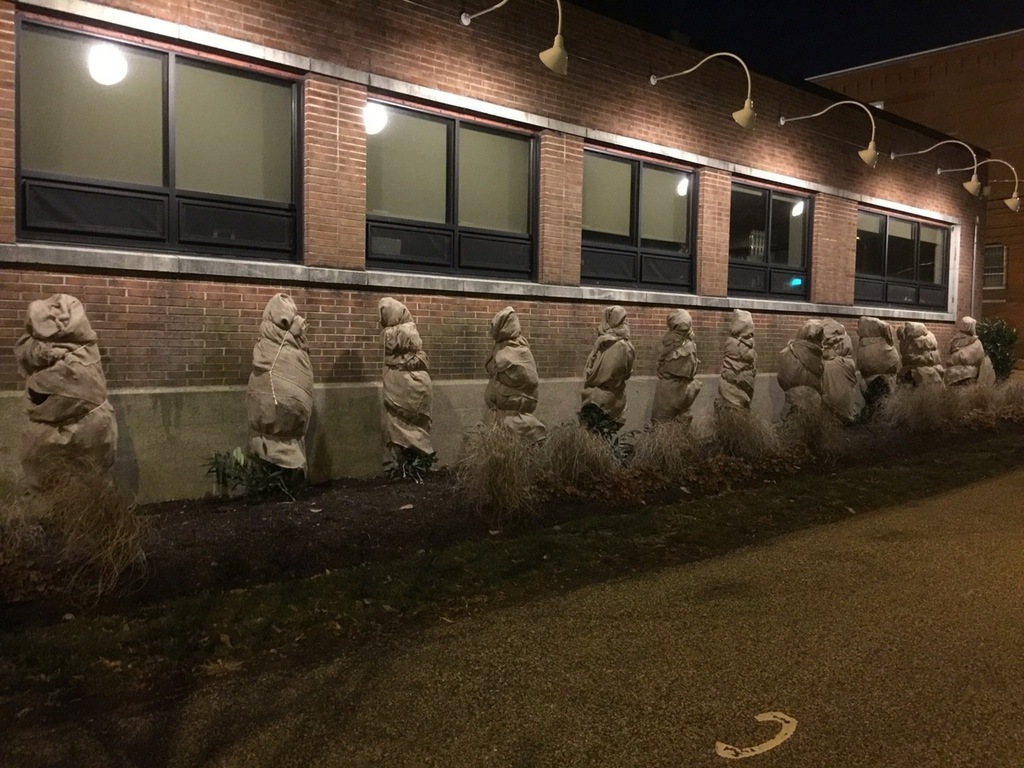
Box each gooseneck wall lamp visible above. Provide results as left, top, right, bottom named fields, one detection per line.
left=889, top=139, right=981, bottom=197
left=779, top=100, right=878, bottom=167
left=460, top=0, right=568, bottom=76
left=938, top=158, right=1021, bottom=212
left=650, top=52, right=756, bottom=129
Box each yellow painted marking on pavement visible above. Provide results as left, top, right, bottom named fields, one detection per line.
left=715, top=711, right=797, bottom=759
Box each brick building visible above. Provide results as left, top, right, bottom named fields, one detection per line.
left=0, top=0, right=988, bottom=501
left=813, top=29, right=1024, bottom=331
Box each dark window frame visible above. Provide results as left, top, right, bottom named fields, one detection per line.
left=365, top=101, right=538, bottom=281
left=16, top=19, right=302, bottom=262
left=983, top=244, right=1007, bottom=290
left=854, top=209, right=950, bottom=310
left=727, top=181, right=811, bottom=300
left=580, top=148, right=696, bottom=291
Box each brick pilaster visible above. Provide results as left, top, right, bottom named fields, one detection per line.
left=537, top=131, right=583, bottom=285
left=695, top=167, right=731, bottom=297
left=809, top=194, right=857, bottom=305
left=303, top=76, right=366, bottom=270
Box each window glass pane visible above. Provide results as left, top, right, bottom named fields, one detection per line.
left=983, top=245, right=1006, bottom=288
left=886, top=218, right=916, bottom=280
left=20, top=26, right=164, bottom=185
left=917, top=225, right=946, bottom=285
left=856, top=212, right=885, bottom=276
left=458, top=126, right=529, bottom=233
left=175, top=62, right=293, bottom=202
left=770, top=193, right=807, bottom=266
left=729, top=185, right=767, bottom=263
left=640, top=166, right=690, bottom=246
left=583, top=154, right=632, bottom=237
left=366, top=108, right=448, bottom=224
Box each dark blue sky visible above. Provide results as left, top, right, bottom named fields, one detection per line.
left=572, top=0, right=1024, bottom=80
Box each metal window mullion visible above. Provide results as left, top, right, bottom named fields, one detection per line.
left=631, top=161, right=642, bottom=283
left=448, top=118, right=458, bottom=270
left=167, top=51, right=177, bottom=247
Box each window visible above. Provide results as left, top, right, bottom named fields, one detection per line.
left=983, top=245, right=1007, bottom=289
left=728, top=183, right=809, bottom=298
left=580, top=151, right=694, bottom=289
left=365, top=103, right=535, bottom=279
left=854, top=211, right=949, bottom=309
left=17, top=23, right=298, bottom=259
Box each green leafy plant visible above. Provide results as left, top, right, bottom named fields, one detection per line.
left=977, top=317, right=1018, bottom=380
left=385, top=447, right=437, bottom=483
left=206, top=447, right=303, bottom=500
left=578, top=403, right=621, bottom=438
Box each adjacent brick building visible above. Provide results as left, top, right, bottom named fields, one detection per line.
left=0, top=0, right=989, bottom=500
left=813, top=29, right=1023, bottom=332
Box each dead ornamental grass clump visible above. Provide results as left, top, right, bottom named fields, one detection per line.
left=709, top=406, right=782, bottom=465
left=875, top=384, right=967, bottom=433
left=455, top=424, right=543, bottom=528
left=630, top=421, right=700, bottom=483
left=1, top=462, right=149, bottom=604
left=536, top=421, right=620, bottom=497
left=777, top=401, right=847, bottom=464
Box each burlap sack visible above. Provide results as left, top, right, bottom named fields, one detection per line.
left=821, top=319, right=865, bottom=424
left=246, top=294, right=314, bottom=470
left=718, top=309, right=757, bottom=410
left=581, top=306, right=636, bottom=424
left=651, top=309, right=702, bottom=424
left=13, top=294, right=117, bottom=488
left=379, top=298, right=434, bottom=456
left=945, top=316, right=994, bottom=386
left=856, top=316, right=900, bottom=379
left=485, top=307, right=546, bottom=442
left=898, top=322, right=944, bottom=387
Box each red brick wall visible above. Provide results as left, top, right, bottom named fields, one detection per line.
left=537, top=131, right=582, bottom=286
left=0, top=267, right=956, bottom=391
left=810, top=195, right=857, bottom=306
left=695, top=168, right=730, bottom=297
left=0, top=1, right=14, bottom=244
left=303, top=77, right=367, bottom=270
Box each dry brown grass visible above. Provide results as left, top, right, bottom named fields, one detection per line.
left=992, top=380, right=1024, bottom=423
left=631, top=421, right=700, bottom=483
left=875, top=384, right=966, bottom=433
left=0, top=493, right=45, bottom=602
left=709, top=405, right=782, bottom=465
left=3, top=461, right=149, bottom=604
left=455, top=424, right=542, bottom=529
left=778, top=402, right=846, bottom=463
left=537, top=421, right=619, bottom=497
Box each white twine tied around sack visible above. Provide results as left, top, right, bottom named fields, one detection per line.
left=267, top=328, right=294, bottom=406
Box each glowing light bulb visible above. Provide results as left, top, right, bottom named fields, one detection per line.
left=675, top=177, right=689, bottom=197
left=791, top=201, right=805, bottom=218
left=87, top=43, right=128, bottom=86
left=364, top=103, right=388, bottom=135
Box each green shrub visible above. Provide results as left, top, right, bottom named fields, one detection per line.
left=977, top=317, right=1018, bottom=380
left=207, top=447, right=304, bottom=499
left=384, top=447, right=438, bottom=483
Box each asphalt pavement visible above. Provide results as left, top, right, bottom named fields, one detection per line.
left=6, top=468, right=1024, bottom=767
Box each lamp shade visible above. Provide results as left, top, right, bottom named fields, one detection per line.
left=731, top=98, right=756, bottom=130
left=858, top=140, right=878, bottom=168
left=963, top=174, right=982, bottom=197
left=539, top=34, right=568, bottom=75
left=1005, top=196, right=1021, bottom=213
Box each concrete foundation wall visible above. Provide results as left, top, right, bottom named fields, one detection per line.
left=0, top=373, right=785, bottom=504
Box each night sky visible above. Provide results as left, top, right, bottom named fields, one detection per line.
left=572, top=0, right=1024, bottom=81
